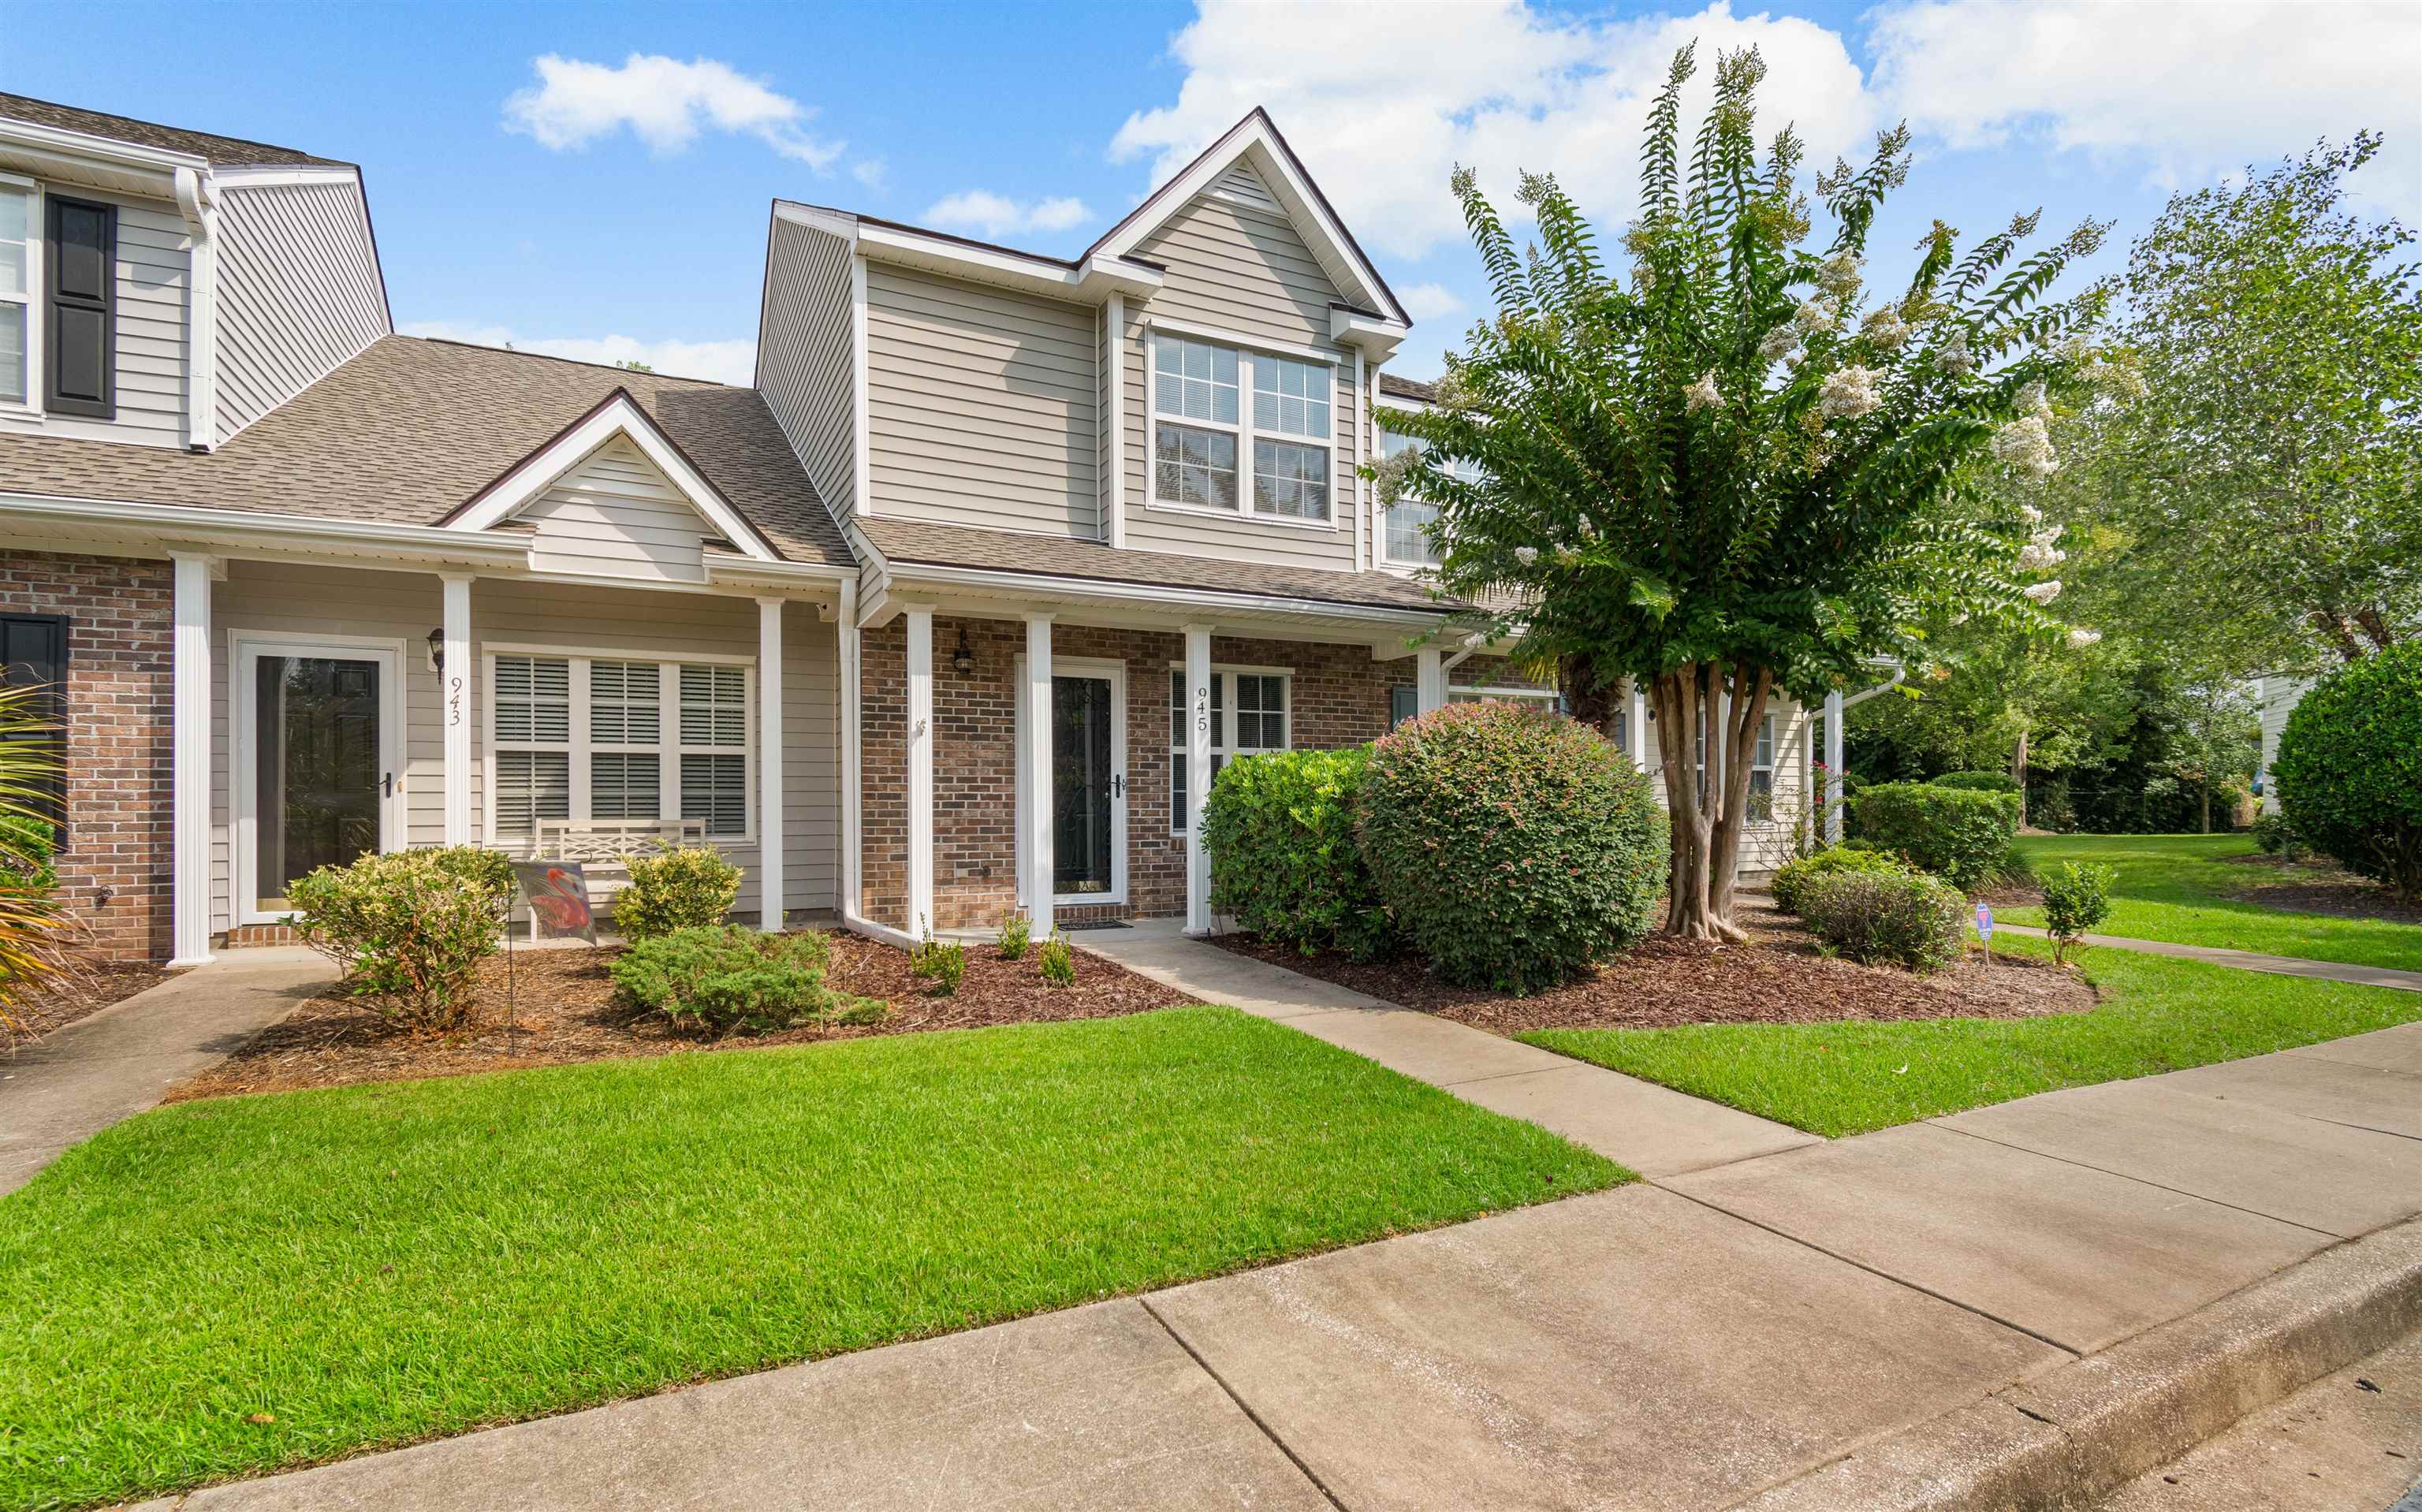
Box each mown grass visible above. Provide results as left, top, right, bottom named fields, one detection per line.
left=1524, top=933, right=2422, bottom=1138
left=0, top=1005, right=1621, bottom=1510
left=2000, top=832, right=2422, bottom=971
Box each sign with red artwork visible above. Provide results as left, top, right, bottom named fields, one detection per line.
left=511, top=860, right=597, bottom=943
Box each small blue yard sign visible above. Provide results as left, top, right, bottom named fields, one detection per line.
left=1975, top=901, right=1993, bottom=937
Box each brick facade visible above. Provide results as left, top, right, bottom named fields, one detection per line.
left=858, top=614, right=1539, bottom=931
left=0, top=551, right=173, bottom=962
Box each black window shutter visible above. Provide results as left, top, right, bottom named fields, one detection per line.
left=46, top=196, right=115, bottom=419
left=0, top=613, right=69, bottom=831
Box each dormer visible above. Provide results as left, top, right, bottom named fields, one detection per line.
left=0, top=94, right=389, bottom=452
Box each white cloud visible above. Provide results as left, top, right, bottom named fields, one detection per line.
left=505, top=54, right=844, bottom=169
left=1869, top=0, right=2420, bottom=214
left=401, top=322, right=758, bottom=386
left=1110, top=1, right=1877, bottom=263
left=851, top=158, right=889, bottom=191
left=1399, top=282, right=1467, bottom=322
left=922, top=190, right=1096, bottom=238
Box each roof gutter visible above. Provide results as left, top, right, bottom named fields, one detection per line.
left=874, top=557, right=1457, bottom=628
left=0, top=491, right=529, bottom=565
left=1839, top=661, right=1907, bottom=710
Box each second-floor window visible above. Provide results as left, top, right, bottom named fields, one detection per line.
left=1377, top=422, right=1481, bottom=568
left=0, top=182, right=30, bottom=408
left=1152, top=334, right=1333, bottom=525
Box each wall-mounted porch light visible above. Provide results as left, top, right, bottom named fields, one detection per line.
left=426, top=626, right=445, bottom=672
left=951, top=628, right=976, bottom=676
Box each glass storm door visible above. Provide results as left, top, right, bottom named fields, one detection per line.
left=247, top=648, right=396, bottom=915
left=1052, top=674, right=1118, bottom=896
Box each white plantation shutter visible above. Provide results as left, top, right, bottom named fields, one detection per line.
left=494, top=655, right=569, bottom=743
left=591, top=752, right=661, bottom=820
left=589, top=661, right=661, bottom=743
left=492, top=750, right=570, bottom=837
left=682, top=754, right=747, bottom=836
left=680, top=665, right=747, bottom=746
left=487, top=653, right=753, bottom=842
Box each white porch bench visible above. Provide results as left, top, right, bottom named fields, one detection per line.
left=521, top=819, right=721, bottom=918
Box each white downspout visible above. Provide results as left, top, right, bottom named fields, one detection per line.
left=173, top=167, right=218, bottom=452
left=1824, top=663, right=1906, bottom=844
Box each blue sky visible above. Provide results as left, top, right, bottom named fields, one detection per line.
left=7, top=0, right=2416, bottom=383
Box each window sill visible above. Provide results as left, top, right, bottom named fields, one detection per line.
left=1145, top=499, right=1340, bottom=534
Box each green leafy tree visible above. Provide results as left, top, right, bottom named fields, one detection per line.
left=2071, top=136, right=2422, bottom=673
left=1376, top=45, right=2111, bottom=938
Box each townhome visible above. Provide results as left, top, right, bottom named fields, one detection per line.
left=0, top=95, right=1809, bottom=966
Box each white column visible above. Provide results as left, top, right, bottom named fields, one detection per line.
left=439, top=573, right=473, bottom=847
left=758, top=596, right=786, bottom=932
left=1626, top=677, right=1648, bottom=765
left=1022, top=613, right=1056, bottom=940
left=1183, top=623, right=1214, bottom=936
left=838, top=580, right=863, bottom=924
left=1823, top=689, right=1846, bottom=845
left=169, top=553, right=214, bottom=966
left=905, top=606, right=935, bottom=937
left=1415, top=646, right=1447, bottom=714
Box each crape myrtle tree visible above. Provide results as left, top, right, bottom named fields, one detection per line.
left=1374, top=46, right=2117, bottom=940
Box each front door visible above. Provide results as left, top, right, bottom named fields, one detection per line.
left=235, top=638, right=404, bottom=921
left=1017, top=657, right=1127, bottom=908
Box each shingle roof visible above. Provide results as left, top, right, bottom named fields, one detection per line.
left=1377, top=373, right=1436, bottom=403
left=859, top=517, right=1461, bottom=614
left=0, top=336, right=850, bottom=566
left=0, top=93, right=345, bottom=169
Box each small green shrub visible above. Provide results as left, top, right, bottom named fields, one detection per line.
left=1802, top=870, right=1967, bottom=973
left=285, top=847, right=515, bottom=1030
left=1930, top=770, right=2022, bottom=793
left=0, top=814, right=58, bottom=893
left=1770, top=847, right=1916, bottom=915
left=2249, top=811, right=2303, bottom=857
left=2039, top=861, right=2115, bottom=965
left=997, top=911, right=1031, bottom=959
left=612, top=846, right=742, bottom=940
left=1358, top=701, right=1667, bottom=994
left=1202, top=746, right=1392, bottom=960
left=911, top=931, right=967, bottom=996
left=609, top=925, right=870, bottom=1034
left=1038, top=930, right=1076, bottom=987
left=2276, top=644, right=2422, bottom=902
left=1848, top=782, right=2021, bottom=892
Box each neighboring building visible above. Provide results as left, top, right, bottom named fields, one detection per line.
left=0, top=96, right=1808, bottom=963
left=2253, top=672, right=2316, bottom=814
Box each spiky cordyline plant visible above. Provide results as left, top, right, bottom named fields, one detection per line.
left=0, top=681, right=74, bottom=1037
left=1375, top=44, right=2113, bottom=940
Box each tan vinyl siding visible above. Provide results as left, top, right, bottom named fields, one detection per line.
left=1122, top=175, right=1360, bottom=573
left=1637, top=691, right=1813, bottom=873
left=208, top=561, right=840, bottom=933
left=516, top=436, right=717, bottom=583
left=1209, top=162, right=1283, bottom=214
left=213, top=177, right=389, bottom=439
left=0, top=188, right=190, bottom=447
left=864, top=265, right=1097, bottom=536
left=756, top=218, right=856, bottom=524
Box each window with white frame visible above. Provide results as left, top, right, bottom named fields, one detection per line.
left=1694, top=710, right=1777, bottom=821
left=1170, top=668, right=1289, bottom=832
left=1152, top=333, right=1334, bottom=523
left=0, top=181, right=32, bottom=408
left=488, top=653, right=751, bottom=841
left=1377, top=421, right=1482, bottom=566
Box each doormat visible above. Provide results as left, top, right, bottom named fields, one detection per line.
left=1058, top=919, right=1134, bottom=931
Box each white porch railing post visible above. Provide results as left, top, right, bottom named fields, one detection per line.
left=1824, top=689, right=1846, bottom=845
left=1415, top=646, right=1446, bottom=714
left=905, top=607, right=935, bottom=938
left=1627, top=678, right=1648, bottom=766
left=169, top=553, right=214, bottom=966
left=440, top=573, right=473, bottom=847
left=757, top=596, right=785, bottom=932
left=1023, top=613, right=1056, bottom=940
left=1183, top=623, right=1213, bottom=937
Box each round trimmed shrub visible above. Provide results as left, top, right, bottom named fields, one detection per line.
left=1357, top=701, right=1666, bottom=993
left=1848, top=781, right=2020, bottom=891
left=2276, top=643, right=2422, bottom=902
left=613, top=846, right=743, bottom=940
left=1802, top=870, right=1967, bottom=972
left=1931, top=770, right=2021, bottom=794
left=611, top=925, right=879, bottom=1034
left=1770, top=846, right=1916, bottom=915
left=1202, top=747, right=1391, bottom=960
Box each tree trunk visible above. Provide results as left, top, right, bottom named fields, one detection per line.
left=2311, top=609, right=2368, bottom=662
left=2354, top=608, right=2396, bottom=651
left=1651, top=661, right=1765, bottom=944
left=2012, top=728, right=2030, bottom=830
left=2200, top=780, right=2211, bottom=835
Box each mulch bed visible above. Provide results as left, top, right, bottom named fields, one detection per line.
left=165, top=933, right=1198, bottom=1103
left=1212, top=900, right=2095, bottom=1037
left=2222, top=854, right=2422, bottom=925
left=5, top=961, right=174, bottom=1052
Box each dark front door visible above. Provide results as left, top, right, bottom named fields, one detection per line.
left=1051, top=673, right=1116, bottom=896
left=253, top=654, right=384, bottom=911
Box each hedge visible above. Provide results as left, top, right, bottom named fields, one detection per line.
left=1847, top=781, right=2019, bottom=891
left=1202, top=746, right=1392, bottom=960
left=2276, top=642, right=2422, bottom=901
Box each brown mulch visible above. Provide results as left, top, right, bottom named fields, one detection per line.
left=2222, top=853, right=2422, bottom=925
left=1212, top=899, right=2095, bottom=1037
left=164, top=933, right=1198, bottom=1103
left=5, top=961, right=174, bottom=1052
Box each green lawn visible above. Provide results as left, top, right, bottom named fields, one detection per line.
left=1523, top=933, right=2422, bottom=1138
left=0, top=1006, right=1620, bottom=1511
left=2000, top=832, right=2422, bottom=971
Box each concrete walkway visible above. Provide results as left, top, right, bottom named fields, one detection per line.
left=128, top=930, right=2422, bottom=1510
left=0, top=946, right=332, bottom=1194
left=1998, top=922, right=2422, bottom=992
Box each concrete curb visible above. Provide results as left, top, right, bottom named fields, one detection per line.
left=1730, top=1213, right=2422, bottom=1510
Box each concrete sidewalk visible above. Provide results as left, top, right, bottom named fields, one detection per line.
left=0, top=947, right=331, bottom=1194
left=136, top=933, right=2422, bottom=1510
left=1998, top=922, right=2422, bottom=992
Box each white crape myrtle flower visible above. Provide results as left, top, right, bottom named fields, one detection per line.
left=2021, top=503, right=2045, bottom=524
left=2016, top=524, right=2067, bottom=572
left=1793, top=299, right=1836, bottom=337
left=1816, top=251, right=1863, bottom=299
left=2025, top=579, right=2063, bottom=604
left=1818, top=365, right=1882, bottom=421
left=1992, top=415, right=2059, bottom=477
left=1513, top=546, right=1540, bottom=566
left=2067, top=628, right=2103, bottom=649
left=1860, top=307, right=1910, bottom=351
left=2018, top=380, right=2051, bottom=421
left=1757, top=325, right=1798, bottom=364
left=1933, top=327, right=1976, bottom=377
left=1683, top=371, right=1721, bottom=414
